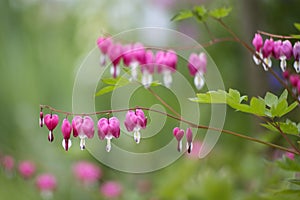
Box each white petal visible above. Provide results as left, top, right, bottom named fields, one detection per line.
left=142, top=70, right=153, bottom=88
left=194, top=72, right=205, bottom=90
left=163, top=70, right=172, bottom=88
left=280, top=59, right=287, bottom=72
left=130, top=61, right=139, bottom=81
left=294, top=61, right=300, bottom=73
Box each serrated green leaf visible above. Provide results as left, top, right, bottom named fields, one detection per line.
left=192, top=6, right=208, bottom=22
left=261, top=123, right=278, bottom=132
left=209, top=7, right=232, bottom=19
left=294, top=23, right=300, bottom=32
left=95, top=85, right=116, bottom=96
left=228, top=89, right=240, bottom=103
left=282, top=101, right=298, bottom=116
left=250, top=97, right=266, bottom=116
left=264, top=92, right=278, bottom=107
left=171, top=10, right=194, bottom=22
left=261, top=120, right=300, bottom=135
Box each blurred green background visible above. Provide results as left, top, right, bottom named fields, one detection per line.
left=0, top=0, right=300, bottom=199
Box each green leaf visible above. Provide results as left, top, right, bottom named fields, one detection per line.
left=192, top=6, right=208, bottom=22
left=276, top=156, right=300, bottom=171
left=264, top=92, right=278, bottom=108
left=294, top=23, right=300, bottom=32
left=250, top=97, right=266, bottom=116
left=171, top=10, right=194, bottom=22
left=283, top=101, right=298, bottom=116
left=95, top=85, right=116, bottom=96
left=150, top=81, right=162, bottom=87
left=261, top=120, right=300, bottom=135
left=271, top=99, right=288, bottom=117
left=279, top=90, right=288, bottom=101
left=101, top=77, right=129, bottom=86
left=209, top=7, right=232, bottom=19
left=289, top=179, right=300, bottom=186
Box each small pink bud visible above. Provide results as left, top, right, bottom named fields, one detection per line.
left=39, top=111, right=44, bottom=127
left=282, top=70, right=290, bottom=79
left=100, top=181, right=123, bottom=198
left=252, top=33, right=263, bottom=52
left=18, top=161, right=36, bottom=179
left=289, top=74, right=299, bottom=87
left=186, top=128, right=193, bottom=153
left=44, top=114, right=59, bottom=142
left=61, top=118, right=72, bottom=151
left=285, top=152, right=295, bottom=160
left=173, top=127, right=184, bottom=152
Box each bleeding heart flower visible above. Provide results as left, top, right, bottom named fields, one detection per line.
left=61, top=118, right=72, bottom=151
left=173, top=127, right=184, bottom=152
left=98, top=117, right=120, bottom=152
left=72, top=116, right=95, bottom=150
left=124, top=109, right=147, bottom=144
left=44, top=114, right=59, bottom=142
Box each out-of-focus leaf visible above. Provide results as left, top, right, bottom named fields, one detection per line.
left=264, top=92, right=278, bottom=107
left=171, top=10, right=194, bottom=22
left=193, top=6, right=208, bottom=22
left=261, top=120, right=300, bottom=135
left=95, top=85, right=116, bottom=96
left=209, top=7, right=232, bottom=19
left=289, top=179, right=300, bottom=186
left=276, top=156, right=300, bottom=171
left=150, top=81, right=162, bottom=87
left=101, top=77, right=129, bottom=86
left=294, top=23, right=300, bottom=31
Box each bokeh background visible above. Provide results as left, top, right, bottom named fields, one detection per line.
left=1, top=0, right=300, bottom=199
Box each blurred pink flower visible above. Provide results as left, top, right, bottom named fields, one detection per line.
left=100, top=181, right=123, bottom=198
left=72, top=161, right=102, bottom=186
left=186, top=140, right=202, bottom=159
left=18, top=161, right=36, bottom=179
left=2, top=155, right=14, bottom=172
left=285, top=152, right=295, bottom=160
left=36, top=173, right=57, bottom=199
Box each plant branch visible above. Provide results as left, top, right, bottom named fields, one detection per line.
left=40, top=104, right=300, bottom=155
left=257, top=30, right=295, bottom=39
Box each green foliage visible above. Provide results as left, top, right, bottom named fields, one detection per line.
left=209, top=7, right=232, bottom=19
left=276, top=156, right=300, bottom=171
left=261, top=119, right=300, bottom=136
left=171, top=5, right=231, bottom=22
left=294, top=23, right=300, bottom=32
left=190, top=89, right=298, bottom=118
left=95, top=77, right=130, bottom=96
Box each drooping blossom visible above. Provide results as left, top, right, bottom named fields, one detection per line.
left=124, top=109, right=147, bottom=144
left=252, top=33, right=263, bottom=65
left=72, top=161, right=102, bottom=186
left=123, top=43, right=145, bottom=81
left=173, top=127, right=184, bottom=152
left=188, top=52, right=207, bottom=90
left=107, top=43, right=123, bottom=78
left=97, top=37, right=113, bottom=66
left=289, top=74, right=299, bottom=87
left=156, top=50, right=177, bottom=88
left=186, top=128, right=193, bottom=153
left=18, top=161, right=36, bottom=179
left=36, top=173, right=57, bottom=199
left=98, top=117, right=120, bottom=152
left=273, top=40, right=293, bottom=72
left=293, top=41, right=300, bottom=73
left=262, top=38, right=274, bottom=71
left=39, top=110, right=44, bottom=127
left=2, top=155, right=14, bottom=172
left=44, top=114, right=59, bottom=142
left=100, top=181, right=123, bottom=198
left=141, top=50, right=155, bottom=88
left=72, top=116, right=95, bottom=150
left=61, top=118, right=72, bottom=151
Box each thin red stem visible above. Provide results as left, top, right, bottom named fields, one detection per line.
left=257, top=30, right=295, bottom=39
